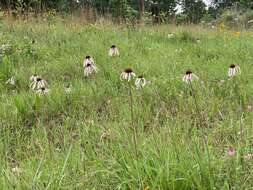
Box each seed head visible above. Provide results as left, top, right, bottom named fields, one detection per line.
left=124, top=68, right=133, bottom=73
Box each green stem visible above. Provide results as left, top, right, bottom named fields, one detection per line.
left=129, top=82, right=138, bottom=159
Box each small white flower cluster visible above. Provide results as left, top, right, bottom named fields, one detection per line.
left=5, top=77, right=16, bottom=86
left=0, top=43, right=12, bottom=55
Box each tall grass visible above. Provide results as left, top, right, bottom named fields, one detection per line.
left=0, top=18, right=253, bottom=189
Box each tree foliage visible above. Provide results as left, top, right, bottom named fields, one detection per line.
left=1, top=0, right=253, bottom=23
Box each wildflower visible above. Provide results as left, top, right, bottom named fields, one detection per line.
left=36, top=87, right=50, bottom=95
left=83, top=55, right=95, bottom=66
left=182, top=70, right=199, bottom=83
left=0, top=43, right=12, bottom=55
left=175, top=48, right=182, bottom=53
left=11, top=167, right=22, bottom=174
left=144, top=186, right=150, bottom=190
left=168, top=33, right=175, bottom=39
left=5, top=77, right=16, bottom=86
left=100, top=131, right=108, bottom=142
left=219, top=80, right=225, bottom=85
left=29, top=75, right=48, bottom=90
left=108, top=45, right=119, bottom=56
left=233, top=31, right=240, bottom=37
left=248, top=19, right=253, bottom=24
left=228, top=64, right=241, bottom=77
left=228, top=148, right=236, bottom=156
left=83, top=56, right=97, bottom=77
left=135, top=75, right=146, bottom=89
left=64, top=84, right=72, bottom=93
left=247, top=105, right=252, bottom=112
left=120, top=68, right=136, bottom=82
left=84, top=63, right=98, bottom=77
left=244, top=153, right=253, bottom=159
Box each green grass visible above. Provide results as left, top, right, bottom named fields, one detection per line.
left=1, top=19, right=253, bottom=189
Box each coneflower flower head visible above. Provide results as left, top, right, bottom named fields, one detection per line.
left=120, top=68, right=136, bottom=82
left=228, top=64, right=241, bottom=77
left=135, top=75, right=146, bottom=89
left=30, top=74, right=39, bottom=82
left=64, top=84, right=72, bottom=93
left=108, top=45, right=120, bottom=56
left=83, top=55, right=95, bottom=67
left=36, top=87, right=50, bottom=95
left=5, top=77, right=16, bottom=86
left=29, top=75, right=48, bottom=90
left=228, top=148, right=236, bottom=156
left=83, top=56, right=97, bottom=77
left=168, top=33, right=175, bottom=39
left=182, top=70, right=199, bottom=83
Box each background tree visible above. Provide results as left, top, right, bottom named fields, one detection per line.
left=180, top=0, right=206, bottom=23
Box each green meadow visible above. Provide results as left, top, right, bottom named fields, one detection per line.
left=1, top=19, right=253, bottom=189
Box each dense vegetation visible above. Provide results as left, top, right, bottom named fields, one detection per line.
left=1, top=17, right=253, bottom=189
left=1, top=0, right=253, bottom=23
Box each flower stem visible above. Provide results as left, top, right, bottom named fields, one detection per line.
left=189, top=82, right=212, bottom=181
left=129, top=82, right=138, bottom=159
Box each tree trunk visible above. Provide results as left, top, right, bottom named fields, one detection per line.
left=139, top=0, right=144, bottom=23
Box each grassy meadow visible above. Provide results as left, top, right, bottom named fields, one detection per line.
left=1, top=18, right=253, bottom=189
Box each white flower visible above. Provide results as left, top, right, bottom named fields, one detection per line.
left=64, top=84, right=72, bottom=93
left=120, top=68, right=136, bottom=82
left=168, top=33, right=175, bottom=39
left=182, top=70, right=199, bottom=83
left=84, top=63, right=97, bottom=77
left=83, top=56, right=97, bottom=77
left=36, top=87, right=50, bottom=95
left=5, top=77, right=16, bottom=86
left=135, top=75, right=146, bottom=89
left=29, top=75, right=48, bottom=90
left=11, top=167, right=22, bottom=174
left=108, top=45, right=119, bottom=56
left=0, top=43, right=12, bottom=55
left=175, top=48, right=182, bottom=53
left=83, top=55, right=95, bottom=67
left=228, top=64, right=241, bottom=77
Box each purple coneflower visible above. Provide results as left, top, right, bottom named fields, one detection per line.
left=30, top=75, right=48, bottom=90
left=83, top=56, right=97, bottom=77
left=182, top=70, right=199, bottom=83
left=84, top=63, right=97, bottom=77
left=36, top=87, right=50, bottom=95
left=108, top=45, right=119, bottom=57
left=228, top=64, right=240, bottom=77
left=228, top=148, right=236, bottom=156
left=83, top=55, right=95, bottom=66
left=135, top=75, right=146, bottom=89
left=120, top=68, right=136, bottom=82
